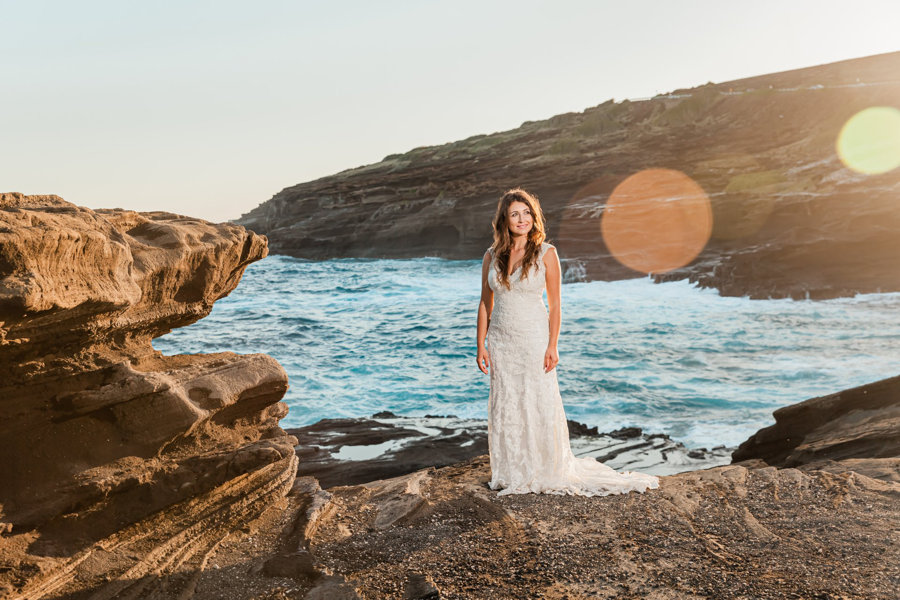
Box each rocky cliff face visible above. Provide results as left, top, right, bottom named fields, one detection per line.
left=0, top=193, right=298, bottom=598
left=237, top=51, right=900, bottom=299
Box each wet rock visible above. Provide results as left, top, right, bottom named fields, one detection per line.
left=288, top=413, right=735, bottom=490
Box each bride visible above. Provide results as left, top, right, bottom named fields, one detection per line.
left=476, top=188, right=660, bottom=497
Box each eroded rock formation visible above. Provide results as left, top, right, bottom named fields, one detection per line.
left=0, top=193, right=298, bottom=598
left=237, top=51, right=900, bottom=299
left=732, top=372, right=900, bottom=481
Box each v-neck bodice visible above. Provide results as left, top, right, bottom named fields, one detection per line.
left=488, top=242, right=554, bottom=296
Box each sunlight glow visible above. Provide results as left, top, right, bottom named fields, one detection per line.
left=601, top=169, right=712, bottom=274
left=836, top=106, right=900, bottom=175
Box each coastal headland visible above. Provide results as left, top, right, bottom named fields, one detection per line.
left=1, top=194, right=897, bottom=598
left=237, top=51, right=900, bottom=300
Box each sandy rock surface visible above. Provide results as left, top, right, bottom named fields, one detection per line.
left=300, top=456, right=898, bottom=599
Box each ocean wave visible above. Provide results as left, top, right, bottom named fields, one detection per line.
left=154, top=255, right=900, bottom=449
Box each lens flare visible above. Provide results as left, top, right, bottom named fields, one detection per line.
left=836, top=106, right=900, bottom=175
left=600, top=168, right=712, bottom=274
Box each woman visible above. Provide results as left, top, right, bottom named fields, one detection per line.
left=476, top=188, right=660, bottom=496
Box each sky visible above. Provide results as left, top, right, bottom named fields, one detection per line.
left=2, top=1, right=899, bottom=223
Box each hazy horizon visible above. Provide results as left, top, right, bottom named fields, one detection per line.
left=3, top=1, right=899, bottom=223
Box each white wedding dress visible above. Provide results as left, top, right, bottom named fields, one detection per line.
left=486, top=242, right=660, bottom=497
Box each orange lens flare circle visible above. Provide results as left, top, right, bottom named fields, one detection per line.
left=601, top=168, right=712, bottom=274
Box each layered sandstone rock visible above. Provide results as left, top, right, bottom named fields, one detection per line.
left=732, top=372, right=900, bottom=481
left=237, top=51, right=900, bottom=299
left=0, top=193, right=298, bottom=599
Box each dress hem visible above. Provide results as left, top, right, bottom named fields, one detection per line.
left=488, top=478, right=660, bottom=498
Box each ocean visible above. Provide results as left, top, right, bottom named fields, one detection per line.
left=153, top=255, right=900, bottom=450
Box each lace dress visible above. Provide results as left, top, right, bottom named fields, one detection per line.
left=486, top=242, right=660, bottom=496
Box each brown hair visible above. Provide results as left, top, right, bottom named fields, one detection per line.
left=490, top=188, right=547, bottom=290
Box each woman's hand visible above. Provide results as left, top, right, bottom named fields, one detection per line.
left=477, top=346, right=491, bottom=374
left=544, top=345, right=559, bottom=373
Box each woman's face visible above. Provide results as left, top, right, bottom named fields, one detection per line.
left=507, top=200, right=533, bottom=237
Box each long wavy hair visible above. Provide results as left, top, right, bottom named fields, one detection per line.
left=490, top=188, right=547, bottom=290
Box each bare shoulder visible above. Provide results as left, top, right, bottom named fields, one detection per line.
left=542, top=245, right=560, bottom=282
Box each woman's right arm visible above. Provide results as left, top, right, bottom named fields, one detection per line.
left=476, top=250, right=493, bottom=374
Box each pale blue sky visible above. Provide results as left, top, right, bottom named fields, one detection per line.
left=2, top=1, right=898, bottom=222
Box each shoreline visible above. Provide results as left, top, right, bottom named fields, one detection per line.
left=288, top=411, right=735, bottom=490
left=3, top=194, right=897, bottom=599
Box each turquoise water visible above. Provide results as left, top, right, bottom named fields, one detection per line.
left=153, top=255, right=900, bottom=448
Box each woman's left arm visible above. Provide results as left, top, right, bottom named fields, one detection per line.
left=544, top=247, right=561, bottom=372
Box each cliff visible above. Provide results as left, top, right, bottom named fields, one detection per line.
left=0, top=193, right=298, bottom=598
left=237, top=51, right=900, bottom=299
left=1, top=190, right=897, bottom=597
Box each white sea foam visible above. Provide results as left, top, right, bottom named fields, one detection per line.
left=155, top=255, right=900, bottom=449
